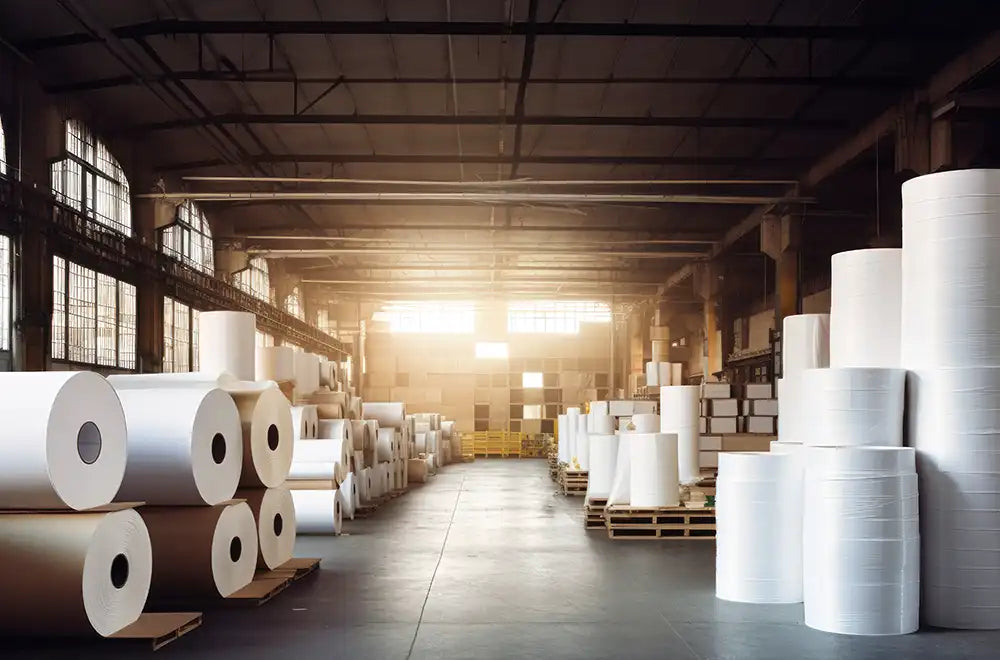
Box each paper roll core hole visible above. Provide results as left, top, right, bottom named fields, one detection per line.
left=273, top=513, right=284, bottom=537
left=229, top=537, right=242, bottom=562
left=266, top=424, right=280, bottom=451
left=211, top=433, right=227, bottom=464
left=77, top=421, right=102, bottom=465
left=110, top=553, right=129, bottom=589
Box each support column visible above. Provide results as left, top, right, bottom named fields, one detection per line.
left=133, top=198, right=167, bottom=372
left=761, top=214, right=801, bottom=333
left=693, top=262, right=724, bottom=382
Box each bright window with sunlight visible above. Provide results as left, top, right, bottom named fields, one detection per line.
left=523, top=404, right=542, bottom=419
left=522, top=372, right=544, bottom=388
left=160, top=200, right=215, bottom=274
left=508, top=301, right=611, bottom=334
left=0, top=115, right=7, bottom=176
left=475, top=342, right=508, bottom=359
left=234, top=257, right=272, bottom=303
left=375, top=302, right=474, bottom=334
left=163, top=297, right=200, bottom=372
left=284, top=286, right=305, bottom=321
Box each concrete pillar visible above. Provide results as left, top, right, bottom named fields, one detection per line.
left=693, top=262, right=724, bottom=382
left=761, top=214, right=801, bottom=331
left=132, top=199, right=165, bottom=372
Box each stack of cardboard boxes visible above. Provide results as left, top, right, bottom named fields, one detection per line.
left=698, top=382, right=778, bottom=471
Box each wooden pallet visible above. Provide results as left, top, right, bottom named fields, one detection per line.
left=605, top=505, right=716, bottom=540
left=558, top=468, right=588, bottom=495
left=109, top=612, right=202, bottom=651
left=259, top=557, right=321, bottom=583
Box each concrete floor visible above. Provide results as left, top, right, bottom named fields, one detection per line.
left=12, top=459, right=1000, bottom=658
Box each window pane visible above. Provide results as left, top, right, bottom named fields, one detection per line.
left=51, top=257, right=66, bottom=360
left=117, top=281, right=136, bottom=369
left=96, top=273, right=117, bottom=367
left=163, top=297, right=175, bottom=373
left=53, top=120, right=131, bottom=235
left=68, top=261, right=96, bottom=364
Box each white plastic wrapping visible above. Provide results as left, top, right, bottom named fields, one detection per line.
left=290, top=490, right=342, bottom=535
left=830, top=249, right=902, bottom=368
left=361, top=402, right=406, bottom=428
left=290, top=405, right=319, bottom=441
left=803, top=446, right=918, bottom=635
left=716, top=452, right=803, bottom=603
left=199, top=311, right=256, bottom=381
left=0, top=509, right=152, bottom=636
left=255, top=346, right=295, bottom=382
left=115, top=387, right=243, bottom=505
left=629, top=432, right=679, bottom=507
left=238, top=487, right=296, bottom=570
left=0, top=371, right=127, bottom=510
left=586, top=434, right=618, bottom=500
left=802, top=368, right=906, bottom=447
left=660, top=385, right=700, bottom=485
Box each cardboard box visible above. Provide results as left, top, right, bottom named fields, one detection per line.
left=752, top=399, right=779, bottom=416
left=699, top=450, right=719, bottom=468
left=699, top=435, right=722, bottom=451
left=741, top=400, right=751, bottom=416
left=745, top=383, right=774, bottom=399
left=633, top=400, right=657, bottom=415
left=747, top=416, right=777, bottom=434
left=700, top=399, right=708, bottom=416
left=703, top=382, right=732, bottom=399
left=709, top=398, right=739, bottom=417
left=699, top=416, right=707, bottom=434
left=708, top=417, right=738, bottom=434
left=721, top=433, right=775, bottom=451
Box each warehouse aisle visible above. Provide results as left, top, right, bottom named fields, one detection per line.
left=11, top=460, right=1000, bottom=659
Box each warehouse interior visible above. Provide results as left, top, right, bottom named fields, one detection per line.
left=2, top=1, right=1000, bottom=658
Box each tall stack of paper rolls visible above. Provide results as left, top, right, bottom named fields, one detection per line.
left=902, top=169, right=1000, bottom=629
left=779, top=314, right=830, bottom=444
left=802, top=368, right=906, bottom=448
left=660, top=385, right=700, bottom=484
left=629, top=432, right=679, bottom=507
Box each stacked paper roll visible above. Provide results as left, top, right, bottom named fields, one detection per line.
left=0, top=371, right=127, bottom=510
left=255, top=346, right=295, bottom=382
left=716, top=452, right=803, bottom=603
left=902, top=170, right=1000, bottom=629
left=238, top=487, right=296, bottom=570
left=290, top=490, right=342, bottom=535
left=645, top=361, right=660, bottom=386
left=141, top=502, right=258, bottom=599
left=318, top=418, right=353, bottom=445
left=415, top=432, right=427, bottom=454
left=362, top=402, right=406, bottom=428
left=589, top=413, right=615, bottom=435
left=292, top=438, right=352, bottom=484
left=566, top=407, right=581, bottom=469
left=230, top=387, right=294, bottom=487
left=339, top=473, right=356, bottom=520
left=114, top=387, right=243, bottom=505
left=199, top=311, right=256, bottom=381
left=574, top=414, right=590, bottom=470
left=661, top=385, right=700, bottom=485
left=779, top=314, right=830, bottom=444
left=408, top=458, right=429, bottom=483
left=0, top=509, right=152, bottom=636
left=586, top=434, right=619, bottom=501
left=606, top=432, right=631, bottom=506
left=557, top=414, right=569, bottom=464
left=629, top=433, right=679, bottom=507
left=350, top=420, right=370, bottom=453
left=357, top=467, right=372, bottom=501
left=376, top=427, right=397, bottom=462
left=347, top=395, right=363, bottom=420
left=671, top=363, right=683, bottom=385
left=294, top=352, right=321, bottom=394
left=290, top=405, right=319, bottom=441
left=830, top=249, right=902, bottom=367
left=803, top=446, right=918, bottom=635
left=629, top=413, right=660, bottom=433
left=802, top=368, right=905, bottom=447
left=307, top=390, right=346, bottom=419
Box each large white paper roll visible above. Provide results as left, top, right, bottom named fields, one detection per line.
left=629, top=432, right=679, bottom=507
left=830, top=249, right=902, bottom=368
left=290, top=489, right=341, bottom=534
left=606, top=435, right=631, bottom=505
left=293, top=351, right=321, bottom=394
left=588, top=413, right=615, bottom=435
left=803, top=446, right=918, bottom=635
left=415, top=421, right=432, bottom=435
left=357, top=467, right=372, bottom=501
left=238, top=487, right=296, bottom=570
left=141, top=502, right=258, bottom=599
left=586, top=434, right=619, bottom=500
left=318, top=418, right=353, bottom=445
left=255, top=346, right=294, bottom=382
left=628, top=413, right=660, bottom=432
left=802, top=368, right=905, bottom=447
left=557, top=414, right=569, bottom=464
left=362, top=402, right=406, bottom=428
left=231, top=387, right=294, bottom=488
left=574, top=415, right=590, bottom=470
left=376, top=427, right=397, bottom=462
left=0, top=371, right=127, bottom=510
left=339, top=472, right=357, bottom=520
left=661, top=385, right=700, bottom=485
left=0, top=509, right=152, bottom=636
left=782, top=314, right=830, bottom=375
left=566, top=407, right=581, bottom=470
left=290, top=405, right=319, bottom=441
left=287, top=461, right=338, bottom=480
left=350, top=420, right=370, bottom=452
left=776, top=377, right=800, bottom=444
left=645, top=361, right=660, bottom=387
left=293, top=438, right=352, bottom=483
left=590, top=401, right=609, bottom=416
left=115, top=387, right=243, bottom=505
left=199, top=311, right=256, bottom=381
left=716, top=452, right=803, bottom=604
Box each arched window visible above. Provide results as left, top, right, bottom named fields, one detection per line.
left=0, top=115, right=7, bottom=176
left=233, top=256, right=271, bottom=302
left=160, top=200, right=214, bottom=274
left=284, top=286, right=304, bottom=321
left=50, top=120, right=132, bottom=236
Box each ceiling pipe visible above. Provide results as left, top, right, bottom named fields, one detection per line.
left=235, top=235, right=715, bottom=246
left=183, top=175, right=799, bottom=186
left=252, top=247, right=705, bottom=258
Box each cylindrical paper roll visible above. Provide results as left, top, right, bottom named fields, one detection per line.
left=318, top=418, right=353, bottom=445
left=589, top=413, right=615, bottom=435
left=658, top=362, right=672, bottom=386
left=376, top=427, right=396, bottom=462
left=199, top=311, right=256, bottom=381
left=290, top=405, right=318, bottom=441
left=557, top=414, right=569, bottom=464
left=290, top=490, right=343, bottom=534
left=339, top=472, right=356, bottom=520
left=288, top=461, right=337, bottom=480
left=364, top=420, right=380, bottom=448
left=357, top=467, right=372, bottom=501
left=670, top=363, right=683, bottom=385
left=237, top=487, right=296, bottom=570
left=802, top=368, right=905, bottom=447
left=408, top=458, right=429, bottom=483
left=362, top=402, right=406, bottom=428
left=293, top=351, right=321, bottom=394
left=830, top=249, right=902, bottom=368
left=716, top=452, right=803, bottom=604
left=0, top=509, right=152, bottom=636
left=306, top=390, right=346, bottom=419
left=590, top=401, right=609, bottom=416
left=782, top=314, right=830, bottom=375
left=575, top=415, right=590, bottom=470
left=566, top=407, right=581, bottom=470
left=115, top=387, right=243, bottom=505
left=141, top=502, right=258, bottom=599
left=347, top=395, right=363, bottom=420
left=661, top=385, right=700, bottom=484
left=645, top=361, right=659, bottom=387
left=628, top=413, right=660, bottom=432
left=776, top=377, right=800, bottom=444
left=350, top=420, right=370, bottom=453
left=0, top=371, right=127, bottom=510
left=415, top=432, right=427, bottom=454
left=293, top=439, right=352, bottom=483
left=415, top=421, right=431, bottom=435
left=230, top=387, right=294, bottom=488
left=441, top=420, right=455, bottom=439
left=255, top=346, right=295, bottom=382
left=586, top=434, right=619, bottom=500
left=630, top=433, right=679, bottom=507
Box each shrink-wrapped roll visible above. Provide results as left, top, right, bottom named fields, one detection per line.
left=716, top=452, right=803, bottom=603
left=141, top=502, right=258, bottom=599
left=199, top=311, right=256, bottom=381
left=115, top=387, right=243, bottom=505
left=0, top=509, right=152, bottom=636
left=830, top=249, right=902, bottom=368
left=803, top=446, right=918, bottom=635
left=237, top=487, right=296, bottom=570
left=362, top=402, right=406, bottom=428
left=255, top=346, right=295, bottom=382
left=290, top=490, right=342, bottom=535
left=290, top=405, right=318, bottom=441
left=660, top=385, right=700, bottom=484
left=586, top=434, right=619, bottom=500
left=0, top=371, right=127, bottom=510
left=802, top=367, right=905, bottom=447
left=415, top=432, right=427, bottom=454
left=408, top=458, right=429, bottom=483
left=629, top=433, right=679, bottom=507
